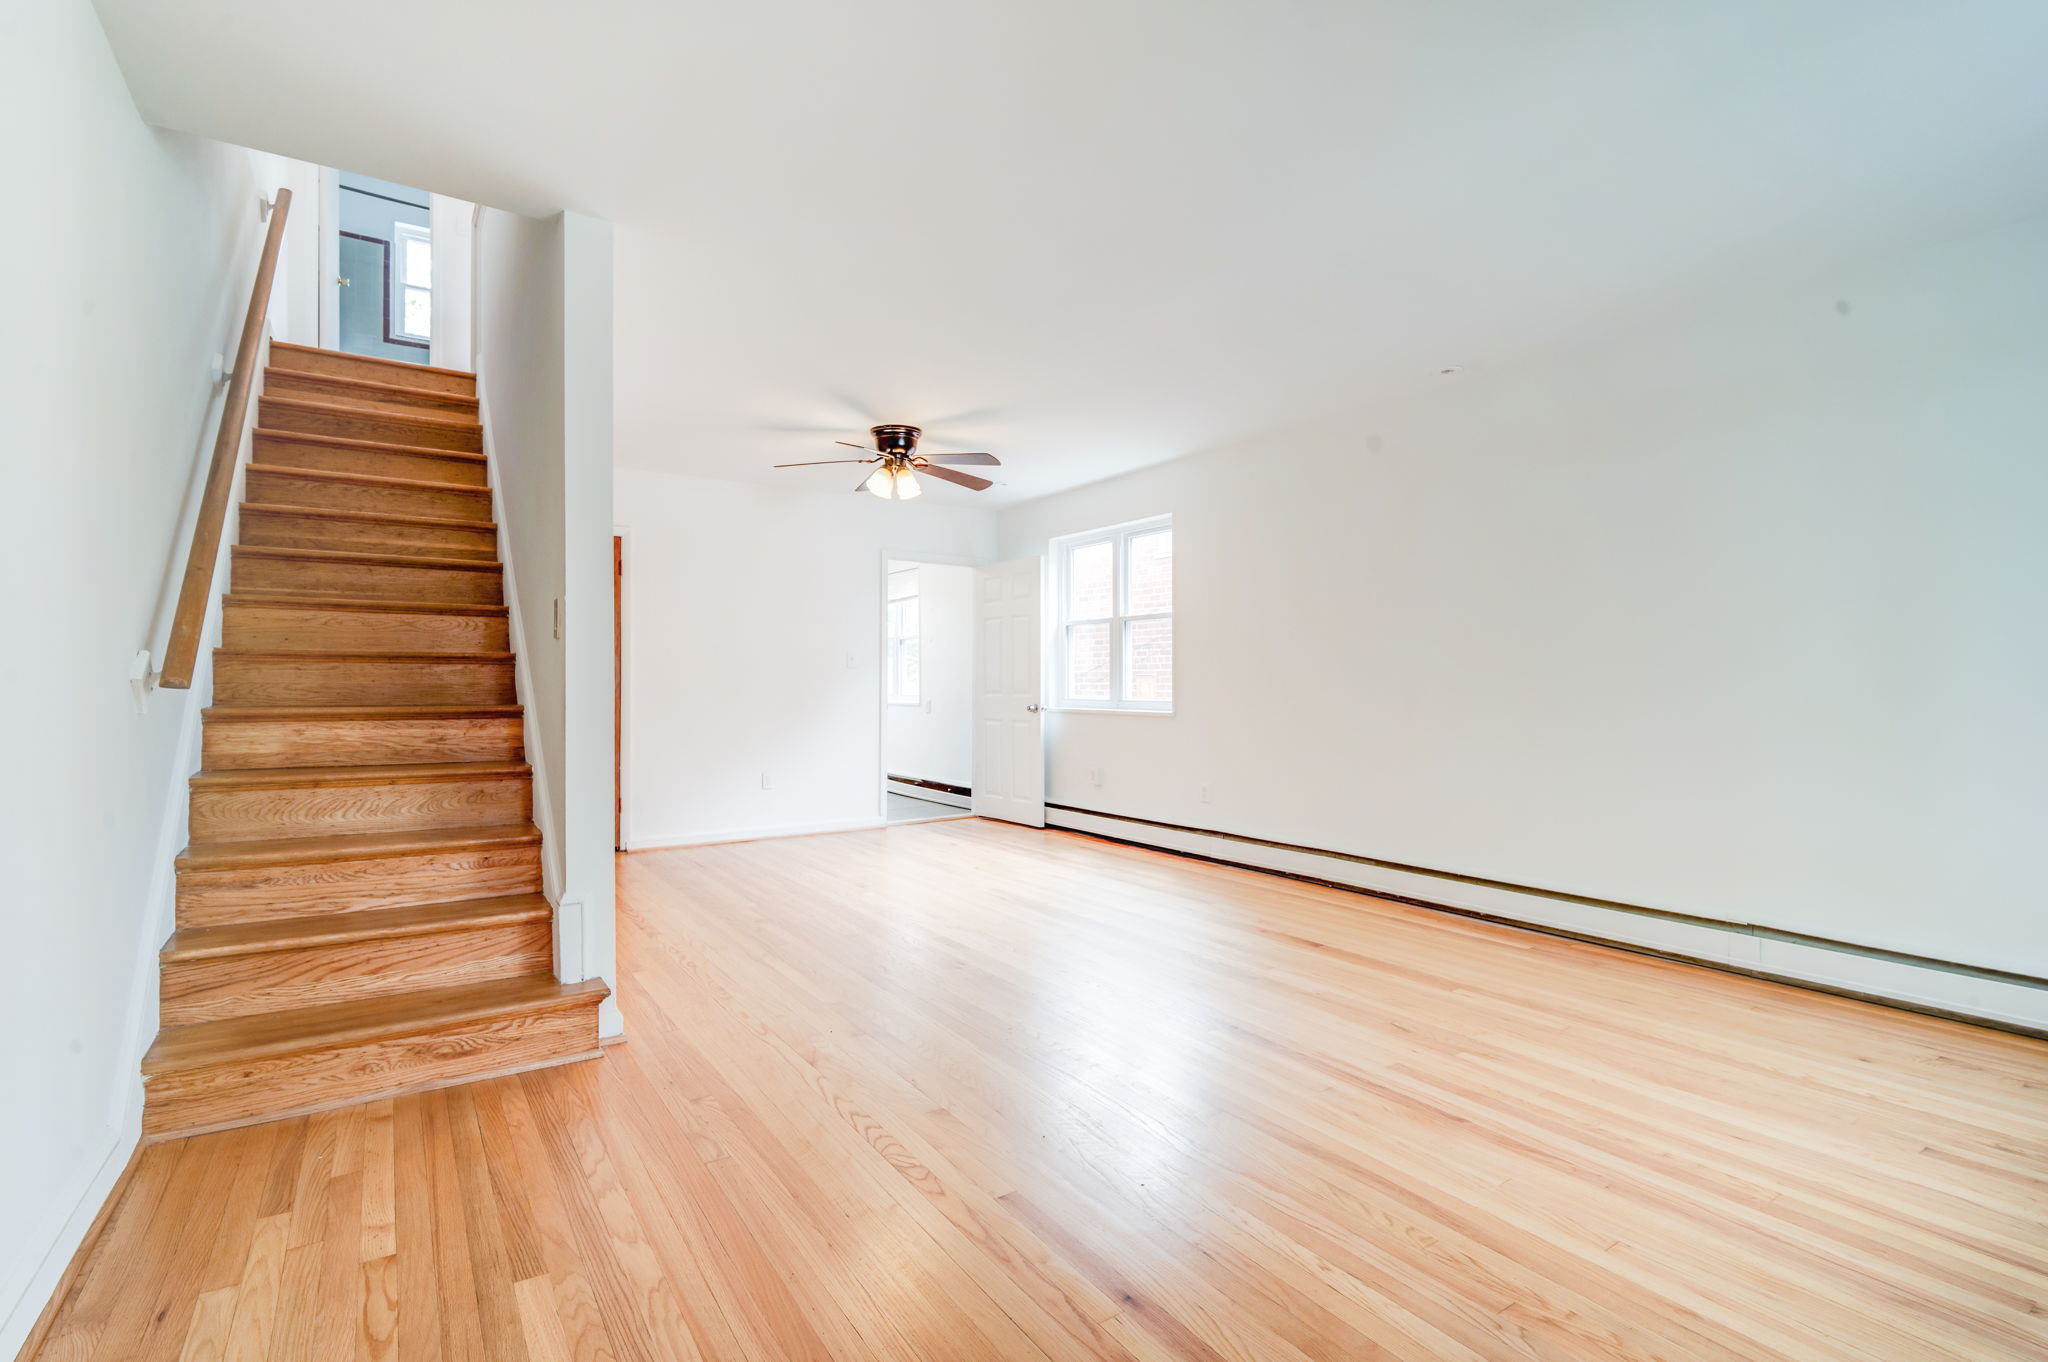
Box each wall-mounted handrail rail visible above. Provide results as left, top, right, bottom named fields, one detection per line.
left=159, top=188, right=293, bottom=689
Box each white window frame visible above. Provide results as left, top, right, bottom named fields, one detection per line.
left=1050, top=514, right=1173, bottom=713
left=392, top=221, right=433, bottom=342
left=886, top=566, right=921, bottom=705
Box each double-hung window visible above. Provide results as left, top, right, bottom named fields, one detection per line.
left=1053, top=516, right=1173, bottom=711
left=392, top=221, right=433, bottom=342
left=887, top=566, right=921, bottom=704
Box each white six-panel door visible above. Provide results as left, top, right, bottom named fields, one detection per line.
left=972, top=556, right=1045, bottom=827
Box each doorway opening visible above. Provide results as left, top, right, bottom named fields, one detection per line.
left=882, top=558, right=975, bottom=824
left=334, top=172, right=435, bottom=364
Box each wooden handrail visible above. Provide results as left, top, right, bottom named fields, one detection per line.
left=160, top=188, right=292, bottom=689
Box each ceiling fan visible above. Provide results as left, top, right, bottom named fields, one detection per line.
left=774, top=424, right=1000, bottom=499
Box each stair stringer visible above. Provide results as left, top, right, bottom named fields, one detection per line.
left=471, top=367, right=574, bottom=978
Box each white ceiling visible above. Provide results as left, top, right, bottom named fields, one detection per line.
left=95, top=0, right=2048, bottom=505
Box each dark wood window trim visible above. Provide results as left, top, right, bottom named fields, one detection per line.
left=339, top=230, right=430, bottom=351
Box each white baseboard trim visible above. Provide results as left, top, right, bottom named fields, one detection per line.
left=626, top=816, right=889, bottom=852
left=1, top=1117, right=140, bottom=1359
left=1046, top=806, right=2048, bottom=1037
left=886, top=779, right=972, bottom=809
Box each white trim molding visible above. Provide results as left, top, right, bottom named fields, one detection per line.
left=0, top=1118, right=139, bottom=1356
left=1046, top=805, right=2048, bottom=1038
left=626, top=817, right=889, bottom=852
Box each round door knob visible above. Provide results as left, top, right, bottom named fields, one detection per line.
left=1026, top=703, right=1041, bottom=712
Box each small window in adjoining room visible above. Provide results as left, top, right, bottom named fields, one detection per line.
left=1052, top=515, right=1173, bottom=711
left=887, top=565, right=921, bottom=704
left=393, top=221, right=432, bottom=341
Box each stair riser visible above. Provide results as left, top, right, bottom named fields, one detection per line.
left=160, top=921, right=552, bottom=1027
left=177, top=846, right=542, bottom=927
left=239, top=509, right=497, bottom=561
left=142, top=1000, right=599, bottom=1136
left=223, top=602, right=508, bottom=654
left=253, top=434, right=489, bottom=486
left=213, top=658, right=515, bottom=706
left=189, top=775, right=532, bottom=842
left=232, top=552, right=503, bottom=605
left=259, top=397, right=482, bottom=452
left=205, top=717, right=524, bottom=769
left=265, top=370, right=480, bottom=420
left=270, top=347, right=475, bottom=397
left=245, top=467, right=493, bottom=522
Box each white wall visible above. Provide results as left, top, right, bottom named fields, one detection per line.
left=616, top=468, right=996, bottom=847
left=999, top=212, right=2048, bottom=987
left=429, top=193, right=475, bottom=371
left=884, top=560, right=976, bottom=789
left=0, top=1, right=288, bottom=1351
left=250, top=152, right=320, bottom=349
left=474, top=206, right=618, bottom=1033
left=558, top=211, right=617, bottom=1024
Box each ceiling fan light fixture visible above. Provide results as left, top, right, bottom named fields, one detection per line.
left=788, top=425, right=999, bottom=498
left=863, top=463, right=922, bottom=500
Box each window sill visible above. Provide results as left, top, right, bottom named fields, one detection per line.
left=1045, top=706, right=1175, bottom=717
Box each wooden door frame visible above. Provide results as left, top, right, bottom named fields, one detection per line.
left=613, top=529, right=629, bottom=851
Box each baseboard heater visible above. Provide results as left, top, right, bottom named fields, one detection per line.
left=887, top=775, right=971, bottom=809
left=1043, top=802, right=2048, bottom=1042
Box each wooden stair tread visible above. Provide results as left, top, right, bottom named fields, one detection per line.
left=239, top=502, right=498, bottom=532
left=162, top=894, right=552, bottom=962
left=179, top=823, right=541, bottom=869
left=270, top=341, right=475, bottom=384
left=192, top=760, right=529, bottom=790
left=143, top=975, right=608, bottom=1074
left=254, top=428, right=487, bottom=464
left=224, top=593, right=507, bottom=617
left=248, top=464, right=490, bottom=495
left=233, top=544, right=501, bottom=571
left=212, top=649, right=513, bottom=662
left=204, top=704, right=523, bottom=722
left=263, top=367, right=481, bottom=409
left=261, top=394, right=479, bottom=431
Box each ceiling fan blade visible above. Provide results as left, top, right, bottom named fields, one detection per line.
left=835, top=441, right=878, bottom=452
left=924, top=452, right=1000, bottom=466
left=774, top=458, right=873, bottom=468
left=918, top=464, right=994, bottom=492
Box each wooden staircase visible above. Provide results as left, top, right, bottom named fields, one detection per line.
left=142, top=341, right=607, bottom=1138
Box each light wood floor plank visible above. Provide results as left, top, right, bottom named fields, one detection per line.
left=22, top=820, right=2048, bottom=1361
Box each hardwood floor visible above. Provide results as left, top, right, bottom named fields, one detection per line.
left=25, top=819, right=2048, bottom=1360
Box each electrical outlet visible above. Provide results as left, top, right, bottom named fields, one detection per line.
left=1089, top=767, right=1105, bottom=786
left=1200, top=784, right=1212, bottom=803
